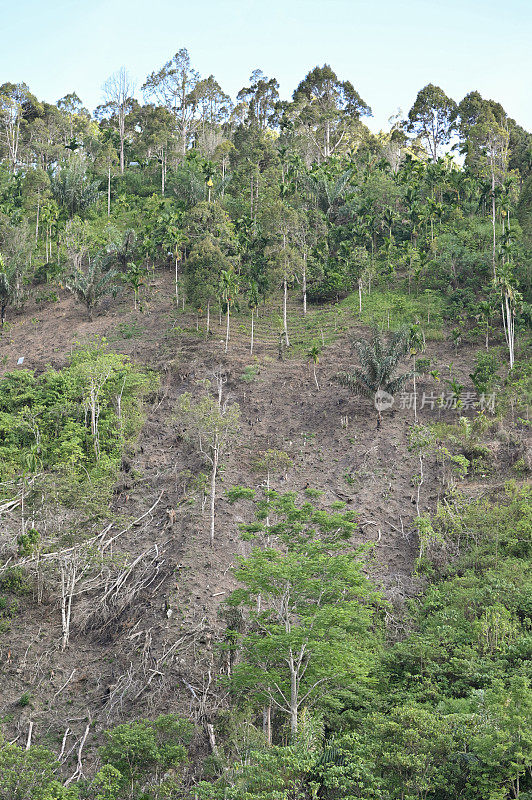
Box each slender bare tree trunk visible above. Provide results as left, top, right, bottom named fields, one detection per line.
left=225, top=306, right=230, bottom=353
left=35, top=196, right=40, bottom=243
left=283, top=279, right=289, bottom=347
left=263, top=704, right=272, bottom=745
left=250, top=308, right=254, bottom=355
left=413, top=355, right=418, bottom=423
left=491, top=161, right=497, bottom=280
left=290, top=665, right=298, bottom=736
left=302, top=255, right=307, bottom=315
left=107, top=168, right=111, bottom=218
left=210, top=446, right=219, bottom=547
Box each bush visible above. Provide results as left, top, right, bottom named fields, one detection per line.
left=0, top=567, right=30, bottom=595
left=470, top=351, right=499, bottom=395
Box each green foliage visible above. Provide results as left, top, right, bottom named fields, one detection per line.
left=0, top=734, right=75, bottom=800
left=470, top=350, right=500, bottom=394
left=227, top=492, right=380, bottom=734
left=0, top=339, right=155, bottom=483
left=336, top=327, right=413, bottom=416
left=66, top=255, right=117, bottom=320
left=240, top=364, right=260, bottom=382
left=17, top=692, right=31, bottom=708
left=16, top=528, right=40, bottom=557
left=98, top=715, right=194, bottom=795
left=0, top=567, right=30, bottom=595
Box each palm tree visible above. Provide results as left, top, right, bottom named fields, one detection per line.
left=304, top=168, right=354, bottom=218
left=336, top=328, right=412, bottom=426
left=66, top=255, right=117, bottom=321
left=218, top=268, right=239, bottom=353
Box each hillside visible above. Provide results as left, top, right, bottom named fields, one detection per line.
left=0, top=270, right=530, bottom=790
left=0, top=59, right=530, bottom=799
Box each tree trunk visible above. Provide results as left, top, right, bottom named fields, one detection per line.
left=283, top=279, right=289, bottom=347
left=210, top=447, right=218, bottom=547
left=35, top=196, right=40, bottom=243
left=225, top=306, right=230, bottom=353
left=206, top=301, right=210, bottom=334
left=250, top=308, right=254, bottom=355
left=290, top=667, right=298, bottom=736
left=413, top=355, right=417, bottom=423
left=107, top=167, right=111, bottom=218
left=491, top=164, right=497, bottom=280
left=263, top=704, right=272, bottom=745
left=302, top=257, right=307, bottom=315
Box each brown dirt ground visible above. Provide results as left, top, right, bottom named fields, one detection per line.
left=0, top=270, right=525, bottom=766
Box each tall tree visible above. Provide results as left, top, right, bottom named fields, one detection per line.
left=101, top=67, right=136, bottom=173
left=142, top=48, right=200, bottom=159
left=236, top=70, right=280, bottom=130
left=292, top=65, right=371, bottom=160
left=228, top=491, right=380, bottom=737
left=407, top=84, right=458, bottom=161
left=178, top=376, right=240, bottom=546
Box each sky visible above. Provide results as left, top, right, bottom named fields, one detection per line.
left=2, top=0, right=531, bottom=132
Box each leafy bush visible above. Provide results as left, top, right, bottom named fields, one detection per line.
left=0, top=339, right=156, bottom=483
left=470, top=350, right=499, bottom=394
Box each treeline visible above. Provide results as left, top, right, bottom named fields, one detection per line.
left=0, top=51, right=530, bottom=365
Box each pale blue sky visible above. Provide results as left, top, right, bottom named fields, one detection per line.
left=2, top=0, right=531, bottom=132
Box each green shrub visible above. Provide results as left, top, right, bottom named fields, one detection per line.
left=0, top=338, right=157, bottom=484
left=470, top=351, right=499, bottom=395
left=0, top=567, right=30, bottom=596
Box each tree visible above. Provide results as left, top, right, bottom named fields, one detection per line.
left=336, top=328, right=412, bottom=426
left=407, top=84, right=458, bottom=161
left=101, top=67, right=136, bottom=173
left=218, top=266, right=239, bottom=352
left=227, top=491, right=380, bottom=736
left=178, top=376, right=240, bottom=546
left=121, top=261, right=146, bottom=311
left=0, top=221, right=32, bottom=326
left=66, top=254, right=117, bottom=321
left=408, top=322, right=426, bottom=422
left=262, top=200, right=302, bottom=347
left=142, top=48, right=200, bottom=159
left=292, top=65, right=371, bottom=160
left=0, top=82, right=35, bottom=172
left=0, top=735, right=74, bottom=800
left=92, top=137, right=119, bottom=218
left=496, top=263, right=521, bottom=370
left=51, top=155, right=99, bottom=217
left=247, top=278, right=260, bottom=355
left=236, top=70, right=279, bottom=130
left=468, top=104, right=510, bottom=277
left=0, top=252, right=13, bottom=327
left=186, top=236, right=229, bottom=333
left=99, top=715, right=194, bottom=799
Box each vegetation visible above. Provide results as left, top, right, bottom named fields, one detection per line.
left=0, top=48, right=530, bottom=800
